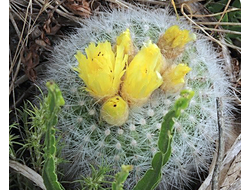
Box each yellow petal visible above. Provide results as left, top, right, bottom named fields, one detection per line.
left=157, top=25, right=195, bottom=59
left=116, top=28, right=134, bottom=56
left=75, top=42, right=127, bottom=99
left=121, top=41, right=163, bottom=106
left=75, top=51, right=89, bottom=84
left=163, top=25, right=193, bottom=49
left=100, top=96, right=129, bottom=126
left=161, top=63, right=191, bottom=93
left=169, top=64, right=191, bottom=84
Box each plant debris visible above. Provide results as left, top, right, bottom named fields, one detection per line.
left=64, top=0, right=91, bottom=17
left=20, top=42, right=40, bottom=82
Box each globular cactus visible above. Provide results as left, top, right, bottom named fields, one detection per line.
left=40, top=7, right=234, bottom=190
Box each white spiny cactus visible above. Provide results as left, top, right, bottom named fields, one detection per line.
left=40, top=7, right=234, bottom=190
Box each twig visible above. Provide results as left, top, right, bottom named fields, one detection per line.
left=212, top=98, right=225, bottom=190
left=181, top=3, right=241, bottom=51
left=9, top=59, right=22, bottom=96
left=9, top=1, right=26, bottom=22
left=220, top=41, right=241, bottom=51
left=9, top=0, right=53, bottom=96
left=187, top=8, right=240, bottom=18
left=14, top=62, right=47, bottom=88
left=105, top=0, right=134, bottom=10
left=55, top=0, right=70, bottom=14
left=181, top=3, right=223, bottom=47
left=213, top=0, right=231, bottom=31
left=9, top=11, right=21, bottom=38
left=195, top=21, right=241, bottom=26
left=175, top=0, right=205, bottom=6
left=35, top=0, right=85, bottom=22
left=9, top=0, right=32, bottom=78
left=193, top=26, right=241, bottom=35
left=135, top=0, right=170, bottom=6
left=10, top=47, right=19, bottom=123
left=9, top=0, right=32, bottom=96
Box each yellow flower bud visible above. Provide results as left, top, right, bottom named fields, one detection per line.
left=161, top=64, right=191, bottom=93
left=75, top=41, right=127, bottom=100
left=100, top=96, right=129, bottom=126
left=116, top=28, right=135, bottom=62
left=121, top=41, right=163, bottom=106
left=157, top=25, right=195, bottom=59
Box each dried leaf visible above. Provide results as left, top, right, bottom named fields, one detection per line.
left=43, top=12, right=61, bottom=35
left=64, top=0, right=91, bottom=18
left=9, top=160, right=46, bottom=190
left=198, top=135, right=241, bottom=190
left=21, top=43, right=40, bottom=82
left=30, top=25, right=42, bottom=39
left=219, top=135, right=241, bottom=190
left=35, top=39, right=53, bottom=51
left=220, top=153, right=240, bottom=190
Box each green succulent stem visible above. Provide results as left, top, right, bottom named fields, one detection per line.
left=133, top=90, right=194, bottom=190
left=42, top=81, right=65, bottom=190
left=112, top=165, right=133, bottom=190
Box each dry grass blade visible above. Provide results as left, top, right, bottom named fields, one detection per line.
left=180, top=3, right=223, bottom=47
left=193, top=26, right=241, bottom=35
left=9, top=160, right=46, bottom=190
left=180, top=3, right=241, bottom=52
left=9, top=0, right=68, bottom=95
left=9, top=0, right=45, bottom=95
left=105, top=0, right=135, bottom=10
left=195, top=21, right=241, bottom=26
left=135, top=0, right=170, bottom=6
left=9, top=0, right=59, bottom=96
left=175, top=0, right=205, bottom=6
left=9, top=0, right=32, bottom=78
left=35, top=0, right=86, bottom=22
left=9, top=12, right=21, bottom=38
left=171, top=0, right=179, bottom=20
left=213, top=0, right=231, bottom=32
left=186, top=8, right=240, bottom=18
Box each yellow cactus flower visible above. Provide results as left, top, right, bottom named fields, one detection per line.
left=116, top=29, right=133, bottom=55
left=163, top=25, right=193, bottom=48
left=157, top=25, right=196, bottom=59
left=121, top=41, right=163, bottom=106
left=100, top=96, right=129, bottom=126
left=161, top=63, right=191, bottom=93
left=116, top=28, right=135, bottom=62
left=75, top=41, right=128, bottom=100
